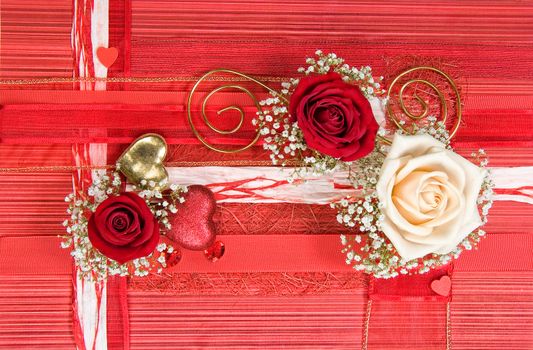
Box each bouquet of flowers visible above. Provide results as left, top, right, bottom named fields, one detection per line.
left=256, top=51, right=493, bottom=278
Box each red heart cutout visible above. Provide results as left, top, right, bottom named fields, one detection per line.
left=96, top=47, right=118, bottom=68
left=431, top=275, right=451, bottom=296
left=166, top=185, right=217, bottom=250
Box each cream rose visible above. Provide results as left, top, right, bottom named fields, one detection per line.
left=376, top=134, right=486, bottom=261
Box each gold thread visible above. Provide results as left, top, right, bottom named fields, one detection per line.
left=0, top=75, right=286, bottom=85
left=0, top=160, right=286, bottom=173
left=186, top=69, right=287, bottom=154
left=446, top=301, right=452, bottom=350
left=385, top=66, right=462, bottom=142
left=0, top=165, right=113, bottom=173
left=362, top=300, right=372, bottom=350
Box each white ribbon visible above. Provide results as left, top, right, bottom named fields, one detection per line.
left=168, top=166, right=533, bottom=204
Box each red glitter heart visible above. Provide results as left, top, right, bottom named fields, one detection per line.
left=166, top=185, right=217, bottom=250
left=431, top=275, right=451, bottom=297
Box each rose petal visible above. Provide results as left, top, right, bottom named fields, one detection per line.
left=387, top=134, right=441, bottom=158
left=113, top=218, right=160, bottom=263
left=435, top=213, right=482, bottom=255
left=403, top=211, right=462, bottom=246
left=385, top=172, right=434, bottom=237
left=376, top=134, right=486, bottom=260
left=420, top=181, right=464, bottom=227
left=380, top=217, right=444, bottom=261
left=393, top=171, right=448, bottom=214
left=289, top=72, right=344, bottom=122
left=98, top=204, right=140, bottom=245
left=290, top=73, right=377, bottom=161
left=395, top=151, right=464, bottom=188
left=392, top=196, right=436, bottom=227
left=87, top=192, right=160, bottom=264
left=108, top=210, right=131, bottom=231
left=338, top=128, right=376, bottom=161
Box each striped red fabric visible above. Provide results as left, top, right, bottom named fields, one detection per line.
left=451, top=272, right=533, bottom=350
left=0, top=0, right=72, bottom=87
left=126, top=293, right=367, bottom=350
left=0, top=275, right=76, bottom=349
left=1, top=0, right=533, bottom=349
left=107, top=276, right=130, bottom=350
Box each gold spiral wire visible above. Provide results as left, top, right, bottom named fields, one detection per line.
left=186, top=69, right=287, bottom=154
left=385, top=66, right=462, bottom=141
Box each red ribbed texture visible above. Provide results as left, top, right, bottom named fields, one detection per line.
left=1, top=0, right=533, bottom=349
left=0, top=0, right=72, bottom=84
left=0, top=275, right=76, bottom=349
left=107, top=276, right=130, bottom=350
left=126, top=294, right=367, bottom=350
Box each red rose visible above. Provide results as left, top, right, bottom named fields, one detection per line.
left=88, top=192, right=159, bottom=264
left=289, top=72, right=378, bottom=161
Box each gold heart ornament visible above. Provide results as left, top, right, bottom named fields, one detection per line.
left=117, top=134, right=169, bottom=188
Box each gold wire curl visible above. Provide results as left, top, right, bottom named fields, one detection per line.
left=385, top=66, right=462, bottom=142
left=187, top=69, right=288, bottom=154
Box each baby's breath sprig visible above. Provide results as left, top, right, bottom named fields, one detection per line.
left=297, top=50, right=385, bottom=99
left=61, top=171, right=187, bottom=281
left=345, top=150, right=385, bottom=194
left=395, top=115, right=452, bottom=147
left=132, top=179, right=188, bottom=231
left=472, top=149, right=494, bottom=225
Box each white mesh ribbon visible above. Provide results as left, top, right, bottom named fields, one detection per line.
left=167, top=166, right=533, bottom=204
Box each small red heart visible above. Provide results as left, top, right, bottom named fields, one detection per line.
left=96, top=47, right=118, bottom=68
left=166, top=185, right=217, bottom=250
left=431, top=275, right=452, bottom=296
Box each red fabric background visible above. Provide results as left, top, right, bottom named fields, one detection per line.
left=1, top=1, right=533, bottom=349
